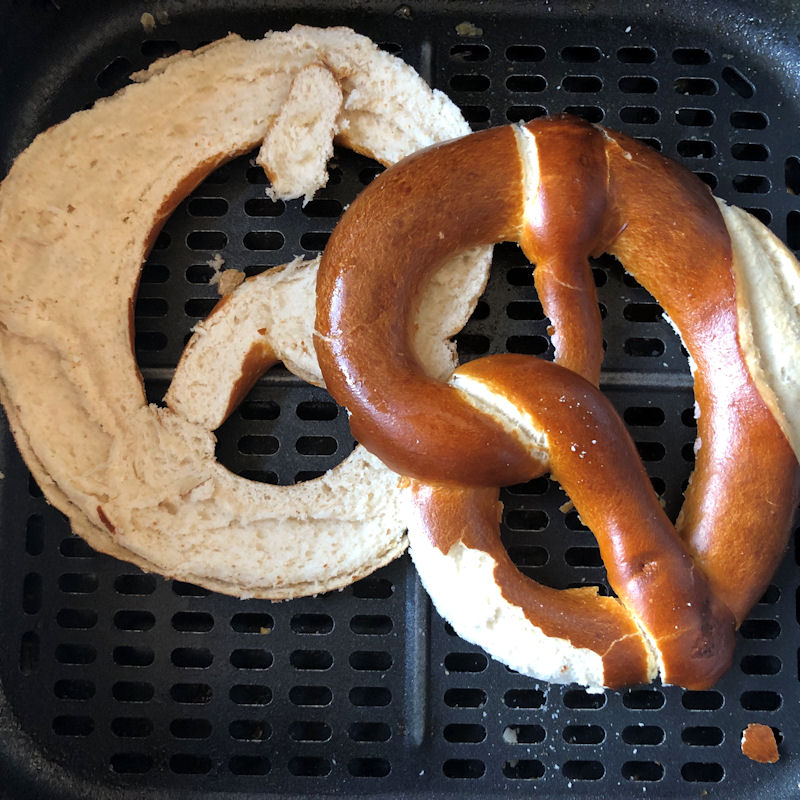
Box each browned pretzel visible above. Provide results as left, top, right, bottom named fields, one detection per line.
left=315, top=114, right=800, bottom=688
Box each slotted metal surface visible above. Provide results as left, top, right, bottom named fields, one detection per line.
left=1, top=1, right=799, bottom=797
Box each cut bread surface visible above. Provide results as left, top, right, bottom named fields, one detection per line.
left=0, top=25, right=489, bottom=598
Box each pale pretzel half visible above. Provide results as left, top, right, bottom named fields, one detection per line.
left=315, top=114, right=800, bottom=688
left=0, top=26, right=491, bottom=598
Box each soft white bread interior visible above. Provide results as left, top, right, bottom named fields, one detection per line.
left=409, top=535, right=608, bottom=689
left=0, top=25, right=488, bottom=598
left=717, top=199, right=800, bottom=459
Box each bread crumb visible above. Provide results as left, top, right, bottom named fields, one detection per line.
left=206, top=253, right=243, bottom=295
left=207, top=252, right=225, bottom=274
left=741, top=723, right=779, bottom=763
left=214, top=269, right=245, bottom=296
left=455, top=21, right=483, bottom=37
left=502, top=726, right=518, bottom=744
left=140, top=12, right=156, bottom=33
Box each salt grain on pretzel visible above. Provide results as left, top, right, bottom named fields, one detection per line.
left=0, top=26, right=491, bottom=598
left=315, top=114, right=800, bottom=688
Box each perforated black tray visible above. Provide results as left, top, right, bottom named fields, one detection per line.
left=1, top=1, right=800, bottom=797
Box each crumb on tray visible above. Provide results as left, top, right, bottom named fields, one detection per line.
left=214, top=269, right=245, bottom=296
left=741, top=722, right=779, bottom=763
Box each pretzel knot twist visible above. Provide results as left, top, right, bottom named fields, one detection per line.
left=315, top=114, right=800, bottom=689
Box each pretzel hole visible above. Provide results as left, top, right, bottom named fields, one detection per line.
left=216, top=382, right=355, bottom=485
left=505, top=476, right=549, bottom=495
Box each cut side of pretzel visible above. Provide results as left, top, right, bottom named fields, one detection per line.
left=168, top=249, right=493, bottom=430
left=315, top=114, right=800, bottom=687
left=0, top=26, right=491, bottom=598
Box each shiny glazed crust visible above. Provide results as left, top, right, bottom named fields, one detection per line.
left=315, top=114, right=800, bottom=688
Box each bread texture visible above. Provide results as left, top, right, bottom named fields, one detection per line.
left=258, top=63, right=343, bottom=204
left=0, top=25, right=489, bottom=598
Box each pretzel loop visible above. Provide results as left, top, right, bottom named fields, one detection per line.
left=315, top=114, right=800, bottom=688
left=0, top=26, right=493, bottom=600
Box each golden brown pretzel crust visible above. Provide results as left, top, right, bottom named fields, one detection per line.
left=315, top=114, right=799, bottom=687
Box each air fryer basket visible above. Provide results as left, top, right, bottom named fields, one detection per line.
left=1, top=1, right=799, bottom=797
